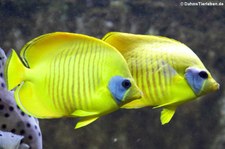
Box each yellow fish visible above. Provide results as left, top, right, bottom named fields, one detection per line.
left=5, top=32, right=142, bottom=129
left=103, top=32, right=219, bottom=125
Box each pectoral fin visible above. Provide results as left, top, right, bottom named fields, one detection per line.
left=71, top=110, right=99, bottom=117
left=160, top=107, right=176, bottom=125
left=153, top=99, right=181, bottom=109
left=121, top=99, right=147, bottom=109
left=72, top=110, right=100, bottom=128
left=75, top=117, right=99, bottom=129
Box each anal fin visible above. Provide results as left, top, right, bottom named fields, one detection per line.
left=160, top=107, right=176, bottom=125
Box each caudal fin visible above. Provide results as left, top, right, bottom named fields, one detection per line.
left=4, top=50, right=27, bottom=90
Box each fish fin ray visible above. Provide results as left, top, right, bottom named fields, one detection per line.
left=160, top=107, right=176, bottom=125
left=75, top=117, right=99, bottom=129
left=146, top=60, right=178, bottom=78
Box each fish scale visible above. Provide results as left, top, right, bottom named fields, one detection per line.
left=164, top=51, right=170, bottom=94
left=49, top=53, right=58, bottom=112
left=134, top=48, right=174, bottom=105
left=44, top=37, right=113, bottom=114
left=129, top=49, right=167, bottom=105
left=140, top=49, right=148, bottom=100
left=70, top=44, right=80, bottom=110
left=69, top=45, right=77, bottom=111
left=91, top=43, right=97, bottom=93
left=87, top=43, right=95, bottom=109
left=61, top=47, right=73, bottom=113
left=47, top=43, right=96, bottom=113
left=145, top=57, right=154, bottom=103
left=65, top=46, right=76, bottom=112
left=83, top=43, right=91, bottom=110
left=82, top=43, right=91, bottom=110
left=77, top=43, right=86, bottom=109
left=57, top=48, right=68, bottom=113
left=155, top=51, right=168, bottom=104
left=152, top=51, right=160, bottom=103
left=89, top=44, right=99, bottom=107
left=54, top=51, right=66, bottom=113
left=153, top=50, right=172, bottom=104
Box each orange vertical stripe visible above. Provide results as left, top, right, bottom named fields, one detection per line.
left=77, top=42, right=83, bottom=109
left=71, top=43, right=79, bottom=109
left=81, top=43, right=88, bottom=109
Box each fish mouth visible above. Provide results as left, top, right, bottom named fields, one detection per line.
left=212, top=82, right=220, bottom=91
left=198, top=81, right=220, bottom=96
left=123, top=86, right=143, bottom=104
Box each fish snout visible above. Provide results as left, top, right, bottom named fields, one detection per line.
left=212, top=82, right=220, bottom=91
left=123, top=83, right=143, bottom=103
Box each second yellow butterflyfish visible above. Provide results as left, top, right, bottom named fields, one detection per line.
left=103, top=32, right=219, bottom=125
left=4, top=32, right=142, bottom=129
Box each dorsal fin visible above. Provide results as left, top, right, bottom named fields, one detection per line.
left=20, top=32, right=115, bottom=68
left=102, top=32, right=182, bottom=54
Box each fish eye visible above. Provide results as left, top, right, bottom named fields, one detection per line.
left=199, top=71, right=208, bottom=79
left=122, top=79, right=131, bottom=89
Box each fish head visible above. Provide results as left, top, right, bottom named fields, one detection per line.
left=108, top=76, right=142, bottom=105
left=185, top=67, right=219, bottom=96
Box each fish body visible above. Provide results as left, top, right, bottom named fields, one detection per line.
left=0, top=48, right=42, bottom=149
left=103, top=32, right=219, bottom=124
left=5, top=32, right=142, bottom=128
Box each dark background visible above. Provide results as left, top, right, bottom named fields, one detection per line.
left=0, top=0, right=224, bottom=148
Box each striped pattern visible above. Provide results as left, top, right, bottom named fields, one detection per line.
left=45, top=41, right=106, bottom=114
left=126, top=48, right=175, bottom=106
left=102, top=32, right=210, bottom=112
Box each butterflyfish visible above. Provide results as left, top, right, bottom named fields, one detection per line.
left=4, top=32, right=142, bottom=129
left=0, top=48, right=42, bottom=149
left=102, top=32, right=219, bottom=125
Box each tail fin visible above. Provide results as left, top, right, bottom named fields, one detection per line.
left=4, top=50, right=27, bottom=90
